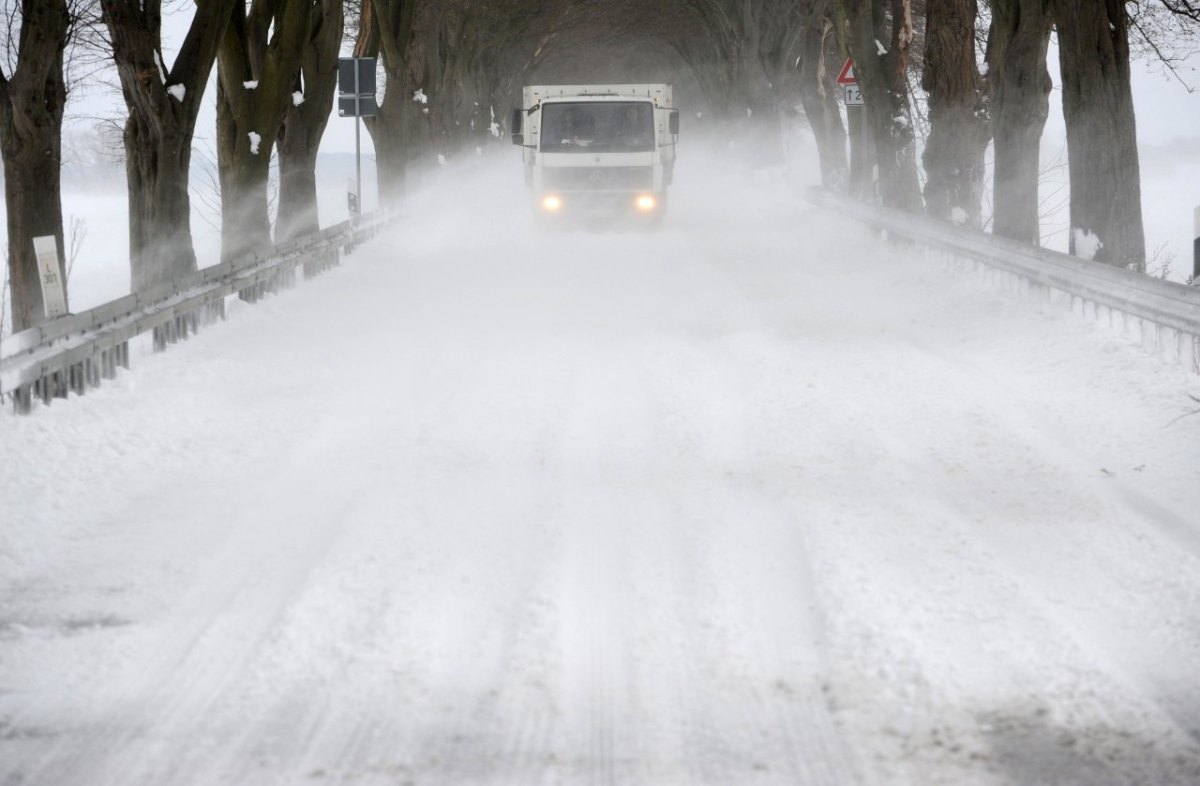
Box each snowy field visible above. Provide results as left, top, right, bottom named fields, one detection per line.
left=2, top=155, right=1200, bottom=785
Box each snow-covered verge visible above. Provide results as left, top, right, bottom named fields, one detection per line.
left=1, top=155, right=1199, bottom=784
left=0, top=152, right=376, bottom=341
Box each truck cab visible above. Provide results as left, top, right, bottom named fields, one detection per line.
left=511, top=84, right=679, bottom=224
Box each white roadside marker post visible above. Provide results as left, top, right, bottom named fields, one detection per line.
left=32, top=236, right=67, bottom=319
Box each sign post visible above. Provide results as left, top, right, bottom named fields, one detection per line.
left=837, top=58, right=869, bottom=200
left=32, top=236, right=67, bottom=319
left=338, top=57, right=378, bottom=223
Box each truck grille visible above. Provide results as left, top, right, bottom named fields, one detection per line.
left=543, top=166, right=653, bottom=191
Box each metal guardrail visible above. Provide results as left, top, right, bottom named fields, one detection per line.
left=1, top=211, right=391, bottom=414
left=807, top=187, right=1200, bottom=374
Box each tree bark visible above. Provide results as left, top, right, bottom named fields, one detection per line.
left=216, top=0, right=310, bottom=263
left=987, top=0, right=1052, bottom=244
left=101, top=0, right=237, bottom=292
left=4, top=145, right=67, bottom=329
left=356, top=0, right=419, bottom=208
left=215, top=98, right=273, bottom=263
left=922, top=0, right=990, bottom=226
left=276, top=3, right=343, bottom=243
left=797, top=8, right=849, bottom=192
left=123, top=117, right=197, bottom=293
left=842, top=0, right=923, bottom=212
left=0, top=0, right=70, bottom=330
left=276, top=0, right=343, bottom=243
left=1054, top=0, right=1145, bottom=269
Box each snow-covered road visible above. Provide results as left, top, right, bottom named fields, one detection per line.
left=3, top=159, right=1200, bottom=785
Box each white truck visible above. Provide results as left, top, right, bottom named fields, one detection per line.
left=511, top=84, right=679, bottom=224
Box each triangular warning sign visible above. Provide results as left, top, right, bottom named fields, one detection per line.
left=836, top=58, right=857, bottom=86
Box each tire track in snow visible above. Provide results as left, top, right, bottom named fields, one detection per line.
left=676, top=484, right=860, bottom=785
left=547, top=336, right=863, bottom=784
left=554, top=357, right=654, bottom=785
left=16, top=455, right=366, bottom=786
left=633, top=297, right=861, bottom=785
left=889, top=333, right=1200, bottom=754
left=211, top=414, right=574, bottom=783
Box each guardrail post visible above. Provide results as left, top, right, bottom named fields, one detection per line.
left=1193, top=205, right=1198, bottom=282
left=37, top=374, right=54, bottom=405
left=13, top=385, right=32, bottom=415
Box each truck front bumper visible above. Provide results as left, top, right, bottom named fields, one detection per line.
left=537, top=191, right=664, bottom=221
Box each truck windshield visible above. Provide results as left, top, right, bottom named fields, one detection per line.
left=540, top=102, right=655, bottom=153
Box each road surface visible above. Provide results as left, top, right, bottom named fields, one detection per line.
left=3, top=159, right=1200, bottom=784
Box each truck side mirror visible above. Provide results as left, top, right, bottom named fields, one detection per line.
left=511, top=108, right=524, bottom=146
left=669, top=110, right=680, bottom=137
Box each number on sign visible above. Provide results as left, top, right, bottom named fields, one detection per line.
left=844, top=85, right=864, bottom=106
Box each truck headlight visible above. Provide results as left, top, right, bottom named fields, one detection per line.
left=635, top=194, right=657, bottom=212
left=541, top=194, right=563, bottom=212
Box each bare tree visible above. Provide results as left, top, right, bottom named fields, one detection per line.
left=1054, top=0, right=1146, bottom=269
left=276, top=0, right=344, bottom=243
left=986, top=0, right=1052, bottom=245
left=839, top=0, right=923, bottom=211
left=1161, top=0, right=1200, bottom=21
left=353, top=0, right=419, bottom=205
left=101, top=0, right=238, bottom=292
left=1127, top=0, right=1199, bottom=89
left=796, top=1, right=849, bottom=191
left=354, top=0, right=569, bottom=202
left=0, top=0, right=71, bottom=330
left=216, top=0, right=310, bottom=263
left=652, top=0, right=811, bottom=162
left=922, top=0, right=989, bottom=225
left=404, top=0, right=492, bottom=163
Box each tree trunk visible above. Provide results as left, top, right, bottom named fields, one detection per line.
left=276, top=137, right=321, bottom=241
left=922, top=0, right=990, bottom=226
left=988, top=0, right=1052, bottom=244
left=123, top=118, right=198, bottom=292
left=216, top=88, right=274, bottom=263
left=276, top=0, right=344, bottom=242
left=1, top=0, right=70, bottom=331
left=367, top=94, right=417, bottom=205
left=216, top=0, right=310, bottom=263
left=356, top=0, right=420, bottom=208
left=797, top=11, right=849, bottom=192
left=4, top=150, right=66, bottom=328
left=102, top=0, right=236, bottom=292
left=843, top=0, right=923, bottom=212
left=1054, top=0, right=1145, bottom=269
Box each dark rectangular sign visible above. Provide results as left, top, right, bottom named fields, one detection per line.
left=338, top=94, right=377, bottom=118
left=338, top=57, right=376, bottom=97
